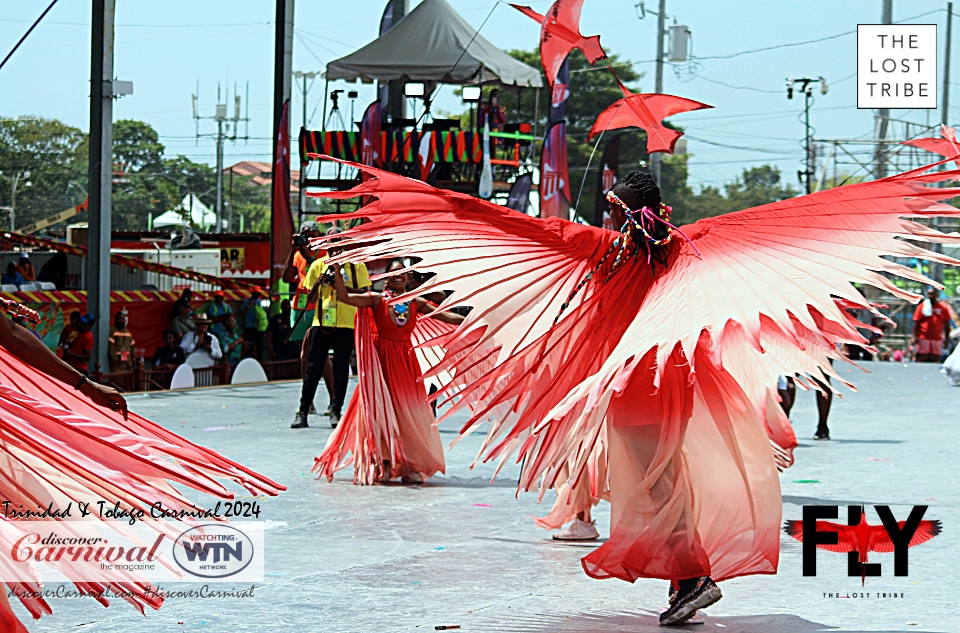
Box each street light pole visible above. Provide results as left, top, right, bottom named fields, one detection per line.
left=786, top=77, right=827, bottom=194
left=650, top=0, right=667, bottom=184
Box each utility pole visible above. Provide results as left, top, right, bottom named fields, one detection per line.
left=192, top=85, right=248, bottom=233
left=87, top=0, right=114, bottom=373
left=650, top=0, right=667, bottom=184
left=787, top=77, right=828, bottom=194
left=271, top=0, right=295, bottom=286
left=932, top=1, right=953, bottom=285
left=294, top=70, right=319, bottom=220
left=215, top=105, right=225, bottom=232
left=874, top=0, right=893, bottom=180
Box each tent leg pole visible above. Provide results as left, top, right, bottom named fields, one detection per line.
left=321, top=77, right=329, bottom=130
left=533, top=87, right=539, bottom=141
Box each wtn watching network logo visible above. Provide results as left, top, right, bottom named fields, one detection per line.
left=783, top=505, right=941, bottom=585
left=173, top=524, right=256, bottom=579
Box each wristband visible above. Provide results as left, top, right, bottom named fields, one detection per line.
left=75, top=375, right=87, bottom=391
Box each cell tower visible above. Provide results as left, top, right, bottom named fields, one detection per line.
left=192, top=82, right=250, bottom=232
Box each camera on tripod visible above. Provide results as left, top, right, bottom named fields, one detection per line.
left=330, top=89, right=344, bottom=108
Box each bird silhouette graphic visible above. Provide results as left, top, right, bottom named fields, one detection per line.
left=783, top=513, right=941, bottom=585
left=511, top=0, right=606, bottom=88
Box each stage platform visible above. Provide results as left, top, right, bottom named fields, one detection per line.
left=22, top=361, right=957, bottom=632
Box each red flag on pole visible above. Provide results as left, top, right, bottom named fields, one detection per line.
left=539, top=120, right=571, bottom=219
left=271, top=99, right=294, bottom=286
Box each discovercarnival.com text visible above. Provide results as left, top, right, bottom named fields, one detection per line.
left=8, top=584, right=257, bottom=600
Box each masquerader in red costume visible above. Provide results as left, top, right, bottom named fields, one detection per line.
left=314, top=259, right=464, bottom=485
left=308, top=155, right=959, bottom=625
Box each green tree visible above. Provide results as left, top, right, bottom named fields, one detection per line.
left=113, top=119, right=164, bottom=172
left=724, top=165, right=797, bottom=211
left=0, top=116, right=87, bottom=230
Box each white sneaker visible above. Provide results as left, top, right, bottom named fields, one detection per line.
left=553, top=519, right=599, bottom=541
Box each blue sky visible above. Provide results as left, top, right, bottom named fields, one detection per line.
left=0, top=0, right=954, bottom=192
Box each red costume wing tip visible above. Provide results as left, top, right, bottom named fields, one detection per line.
left=870, top=520, right=942, bottom=553
left=783, top=520, right=858, bottom=552
left=783, top=519, right=803, bottom=540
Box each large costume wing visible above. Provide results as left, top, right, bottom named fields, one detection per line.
left=309, top=159, right=642, bottom=482
left=562, top=166, right=960, bottom=404
left=0, top=345, right=284, bottom=628
left=309, top=158, right=617, bottom=369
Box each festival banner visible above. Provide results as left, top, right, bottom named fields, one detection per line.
left=418, top=130, right=434, bottom=181
left=506, top=173, right=534, bottom=215
left=595, top=132, right=621, bottom=228
left=360, top=101, right=383, bottom=168
left=270, top=100, right=294, bottom=287
left=377, top=0, right=405, bottom=110
left=549, top=56, right=571, bottom=124
left=539, top=120, right=571, bottom=219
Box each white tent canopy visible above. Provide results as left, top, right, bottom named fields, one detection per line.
left=325, top=0, right=543, bottom=88
left=153, top=193, right=217, bottom=230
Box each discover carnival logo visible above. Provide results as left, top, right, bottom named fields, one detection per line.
left=0, top=521, right=264, bottom=583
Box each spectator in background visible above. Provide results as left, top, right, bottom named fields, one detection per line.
left=219, top=314, right=244, bottom=367
left=180, top=313, right=222, bottom=368
left=266, top=299, right=299, bottom=361
left=2, top=263, right=24, bottom=287
left=293, top=232, right=370, bottom=429
left=153, top=329, right=185, bottom=370
left=62, top=313, right=95, bottom=374
left=239, top=296, right=264, bottom=360
left=107, top=309, right=135, bottom=373
left=56, top=311, right=81, bottom=360
left=207, top=290, right=232, bottom=337
left=37, top=252, right=68, bottom=289
left=478, top=88, right=507, bottom=133
left=171, top=299, right=195, bottom=341
left=913, top=287, right=954, bottom=362
left=282, top=221, right=324, bottom=345
left=17, top=256, right=35, bottom=282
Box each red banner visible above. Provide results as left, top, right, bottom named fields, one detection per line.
left=360, top=101, right=383, bottom=168
left=271, top=99, right=294, bottom=286
left=539, top=120, right=571, bottom=219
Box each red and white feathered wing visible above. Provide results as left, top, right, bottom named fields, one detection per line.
left=309, top=158, right=960, bottom=494
left=0, top=346, right=284, bottom=628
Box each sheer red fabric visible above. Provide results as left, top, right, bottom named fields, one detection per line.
left=307, top=157, right=960, bottom=584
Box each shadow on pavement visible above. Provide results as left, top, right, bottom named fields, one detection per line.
left=472, top=610, right=944, bottom=632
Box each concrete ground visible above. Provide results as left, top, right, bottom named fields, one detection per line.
left=18, top=361, right=960, bottom=633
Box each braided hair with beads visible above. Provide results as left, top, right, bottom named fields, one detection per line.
left=611, top=172, right=671, bottom=274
